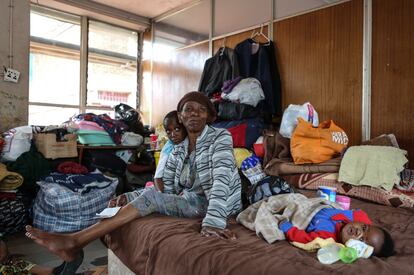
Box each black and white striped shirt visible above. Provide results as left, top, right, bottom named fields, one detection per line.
left=163, top=125, right=242, bottom=229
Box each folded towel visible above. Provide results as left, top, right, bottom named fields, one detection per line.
left=0, top=163, right=23, bottom=191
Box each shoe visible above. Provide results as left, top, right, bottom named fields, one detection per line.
left=52, top=249, right=84, bottom=275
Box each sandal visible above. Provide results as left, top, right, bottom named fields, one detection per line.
left=52, top=249, right=84, bottom=275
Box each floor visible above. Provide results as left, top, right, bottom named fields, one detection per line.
left=6, top=232, right=108, bottom=274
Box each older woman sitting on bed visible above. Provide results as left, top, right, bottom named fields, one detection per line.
left=25, top=91, right=242, bottom=262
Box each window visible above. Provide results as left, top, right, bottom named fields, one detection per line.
left=29, top=6, right=139, bottom=125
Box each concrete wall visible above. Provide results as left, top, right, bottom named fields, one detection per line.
left=0, top=0, right=30, bottom=133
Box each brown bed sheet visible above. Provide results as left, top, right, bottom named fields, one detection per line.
left=106, top=190, right=414, bottom=275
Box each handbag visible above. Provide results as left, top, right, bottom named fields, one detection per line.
left=291, top=118, right=348, bottom=164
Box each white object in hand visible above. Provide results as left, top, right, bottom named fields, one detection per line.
left=345, top=239, right=374, bottom=259
left=96, top=207, right=121, bottom=219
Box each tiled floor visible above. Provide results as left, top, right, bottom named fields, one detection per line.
left=6, top=232, right=108, bottom=273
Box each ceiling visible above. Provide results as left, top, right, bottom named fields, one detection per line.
left=31, top=0, right=197, bottom=31
left=31, top=0, right=345, bottom=33
left=90, top=0, right=194, bottom=18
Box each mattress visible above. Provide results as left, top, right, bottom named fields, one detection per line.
left=105, top=190, right=414, bottom=275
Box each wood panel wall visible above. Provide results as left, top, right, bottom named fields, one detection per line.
left=275, top=0, right=363, bottom=146
left=371, top=0, right=414, bottom=168
left=151, top=42, right=209, bottom=126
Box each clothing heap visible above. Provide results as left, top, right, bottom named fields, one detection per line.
left=0, top=163, right=27, bottom=235
left=199, top=38, right=282, bottom=150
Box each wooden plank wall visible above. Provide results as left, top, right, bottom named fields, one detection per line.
left=149, top=0, right=414, bottom=166
left=151, top=42, right=209, bottom=126
left=275, top=0, right=363, bottom=146
left=371, top=0, right=414, bottom=168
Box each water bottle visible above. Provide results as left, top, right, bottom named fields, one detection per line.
left=338, top=247, right=358, bottom=264
left=317, top=244, right=342, bottom=264
left=317, top=244, right=358, bottom=264
left=345, top=239, right=374, bottom=259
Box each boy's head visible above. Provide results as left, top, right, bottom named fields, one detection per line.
left=340, top=222, right=394, bottom=257
left=163, top=111, right=186, bottom=145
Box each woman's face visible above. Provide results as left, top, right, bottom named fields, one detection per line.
left=179, top=101, right=209, bottom=133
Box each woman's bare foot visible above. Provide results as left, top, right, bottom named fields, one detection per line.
left=25, top=225, right=79, bottom=262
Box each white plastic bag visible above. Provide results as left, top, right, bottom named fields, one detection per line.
left=1, top=126, right=33, bottom=161
left=279, top=102, right=319, bottom=138
left=121, top=132, right=143, bottom=146
left=221, top=78, right=265, bottom=107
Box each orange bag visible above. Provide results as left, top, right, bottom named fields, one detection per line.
left=291, top=118, right=348, bottom=164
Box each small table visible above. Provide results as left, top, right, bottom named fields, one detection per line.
left=77, top=144, right=141, bottom=164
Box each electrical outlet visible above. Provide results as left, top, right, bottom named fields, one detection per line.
left=4, top=67, right=20, bottom=83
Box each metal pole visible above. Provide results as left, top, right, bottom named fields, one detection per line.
left=79, top=16, right=88, bottom=114
left=8, top=0, right=14, bottom=68
left=269, top=0, right=274, bottom=41
left=362, top=0, right=372, bottom=141
left=209, top=0, right=215, bottom=56
left=137, top=32, right=143, bottom=110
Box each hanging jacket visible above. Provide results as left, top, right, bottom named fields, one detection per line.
left=198, top=47, right=239, bottom=97
left=234, top=39, right=282, bottom=117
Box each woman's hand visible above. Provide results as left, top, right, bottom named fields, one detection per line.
left=108, top=194, right=128, bottom=207
left=200, top=226, right=237, bottom=240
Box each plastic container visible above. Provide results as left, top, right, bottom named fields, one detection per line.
left=317, top=186, right=337, bottom=202
left=77, top=130, right=115, bottom=146
left=317, top=244, right=342, bottom=264
left=317, top=244, right=359, bottom=265
left=149, top=134, right=158, bottom=150
left=154, top=151, right=160, bottom=167
left=339, top=247, right=358, bottom=264
left=345, top=239, right=374, bottom=259
left=336, top=195, right=351, bottom=210
left=253, top=143, right=264, bottom=158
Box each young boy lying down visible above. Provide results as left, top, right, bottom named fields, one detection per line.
left=237, top=193, right=394, bottom=257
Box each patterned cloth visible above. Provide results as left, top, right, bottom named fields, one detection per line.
left=0, top=193, right=27, bottom=235
left=0, top=258, right=35, bottom=275
left=130, top=188, right=207, bottom=218
left=163, top=125, right=242, bottom=229
left=42, top=171, right=113, bottom=194
left=33, top=177, right=118, bottom=233
left=73, top=113, right=128, bottom=144
left=236, top=193, right=342, bottom=244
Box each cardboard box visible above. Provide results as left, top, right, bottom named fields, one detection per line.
left=34, top=133, right=78, bottom=159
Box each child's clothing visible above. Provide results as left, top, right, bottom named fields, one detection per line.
left=279, top=208, right=372, bottom=244
left=154, top=140, right=174, bottom=179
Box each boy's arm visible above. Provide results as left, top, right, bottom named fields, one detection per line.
left=279, top=221, right=336, bottom=244
left=154, top=178, right=164, bottom=192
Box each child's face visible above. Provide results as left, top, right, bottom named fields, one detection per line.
left=340, top=222, right=384, bottom=255
left=164, top=118, right=186, bottom=145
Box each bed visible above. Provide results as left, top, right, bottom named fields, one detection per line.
left=104, top=190, right=414, bottom=275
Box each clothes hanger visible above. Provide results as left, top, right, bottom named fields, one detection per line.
left=220, top=37, right=227, bottom=56
left=250, top=23, right=271, bottom=45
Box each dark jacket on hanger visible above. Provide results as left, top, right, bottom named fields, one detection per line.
left=198, top=47, right=239, bottom=97
left=235, top=39, right=282, bottom=117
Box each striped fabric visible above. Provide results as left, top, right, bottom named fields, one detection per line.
left=33, top=177, right=117, bottom=233
left=163, top=125, right=242, bottom=229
